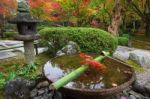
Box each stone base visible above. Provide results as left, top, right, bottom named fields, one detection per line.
left=14, top=34, right=40, bottom=41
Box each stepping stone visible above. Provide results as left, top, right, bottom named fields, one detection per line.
left=133, top=69, right=150, bottom=97
left=113, top=46, right=135, bottom=61
left=129, top=50, right=150, bottom=68
left=0, top=52, right=16, bottom=59
left=0, top=40, right=22, bottom=46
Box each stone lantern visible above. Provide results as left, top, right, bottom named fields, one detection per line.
left=9, top=1, right=40, bottom=65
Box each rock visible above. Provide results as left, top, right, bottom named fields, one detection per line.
left=129, top=95, right=136, bottom=99
left=41, top=93, right=53, bottom=99
left=37, top=81, right=49, bottom=88
left=133, top=69, right=150, bottom=97
left=145, top=83, right=150, bottom=95
left=30, top=88, right=38, bottom=97
left=33, top=96, right=42, bottom=99
left=38, top=89, right=45, bottom=95
left=113, top=46, right=135, bottom=61
left=56, top=50, right=65, bottom=56
left=26, top=80, right=36, bottom=89
left=5, top=78, right=30, bottom=99
left=53, top=91, right=62, bottom=99
left=120, top=96, right=127, bottom=99
left=128, top=90, right=144, bottom=99
left=56, top=41, right=80, bottom=56
left=129, top=50, right=150, bottom=68
left=118, top=88, right=148, bottom=99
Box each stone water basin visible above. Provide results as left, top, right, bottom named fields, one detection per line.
left=44, top=54, right=135, bottom=99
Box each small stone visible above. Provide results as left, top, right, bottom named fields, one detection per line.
left=56, top=50, right=65, bottom=56
left=41, top=93, right=53, bottom=99
left=112, top=83, right=118, bottom=87
left=120, top=96, right=127, bottom=99
left=145, top=83, right=150, bottom=96
left=38, top=89, right=45, bottom=95
left=129, top=90, right=147, bottom=99
left=37, top=81, right=49, bottom=88
left=30, top=88, right=38, bottom=97
left=53, top=91, right=62, bottom=99
left=56, top=41, right=80, bottom=56
left=33, top=96, right=42, bottom=99
left=129, top=95, right=137, bottom=99
left=26, top=80, right=36, bottom=89
left=122, top=90, right=128, bottom=96
left=44, top=88, right=49, bottom=93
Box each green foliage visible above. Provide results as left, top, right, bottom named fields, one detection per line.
left=117, top=37, right=129, bottom=46
left=4, top=31, right=17, bottom=37
left=37, top=26, right=46, bottom=32
left=0, top=63, right=38, bottom=89
left=0, top=72, right=6, bottom=89
left=122, top=34, right=130, bottom=39
left=17, top=64, right=36, bottom=76
left=30, top=7, right=45, bottom=19
left=39, top=27, right=117, bottom=55
left=6, top=71, right=17, bottom=81
left=0, top=71, right=17, bottom=89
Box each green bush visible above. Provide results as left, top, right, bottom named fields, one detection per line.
left=4, top=31, right=17, bottom=37
left=39, top=27, right=117, bottom=55
left=117, top=37, right=129, bottom=46
left=122, top=34, right=130, bottom=39
left=37, top=26, right=48, bottom=32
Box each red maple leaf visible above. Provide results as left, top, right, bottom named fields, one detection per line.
left=81, top=59, right=106, bottom=69
left=79, top=53, right=92, bottom=59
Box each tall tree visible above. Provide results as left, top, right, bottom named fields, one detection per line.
left=108, top=0, right=123, bottom=36
left=56, top=0, right=111, bottom=26
left=127, top=0, right=150, bottom=36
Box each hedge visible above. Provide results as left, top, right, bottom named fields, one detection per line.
left=39, top=27, right=117, bottom=54
left=117, top=37, right=129, bottom=46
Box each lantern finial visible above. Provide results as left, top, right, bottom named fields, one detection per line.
left=17, top=1, right=30, bottom=13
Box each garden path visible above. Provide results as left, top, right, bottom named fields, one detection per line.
left=0, top=40, right=48, bottom=60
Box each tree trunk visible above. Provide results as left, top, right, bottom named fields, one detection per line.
left=145, top=21, right=150, bottom=36
left=108, top=0, right=123, bottom=36
left=0, top=26, right=5, bottom=38
left=144, top=13, right=150, bottom=36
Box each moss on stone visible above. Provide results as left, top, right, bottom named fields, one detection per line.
left=126, top=60, right=144, bottom=72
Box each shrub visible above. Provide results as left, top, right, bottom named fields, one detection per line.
left=4, top=31, right=17, bottom=37
left=122, top=34, right=130, bottom=39
left=39, top=27, right=117, bottom=55
left=117, top=37, right=129, bottom=46
left=37, top=26, right=48, bottom=32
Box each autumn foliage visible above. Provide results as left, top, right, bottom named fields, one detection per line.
left=79, top=53, right=106, bottom=70
left=29, top=0, right=62, bottom=21
left=0, top=0, right=17, bottom=18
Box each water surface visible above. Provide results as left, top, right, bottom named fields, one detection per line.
left=44, top=54, right=132, bottom=90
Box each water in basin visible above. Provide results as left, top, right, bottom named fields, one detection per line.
left=44, top=54, right=132, bottom=90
